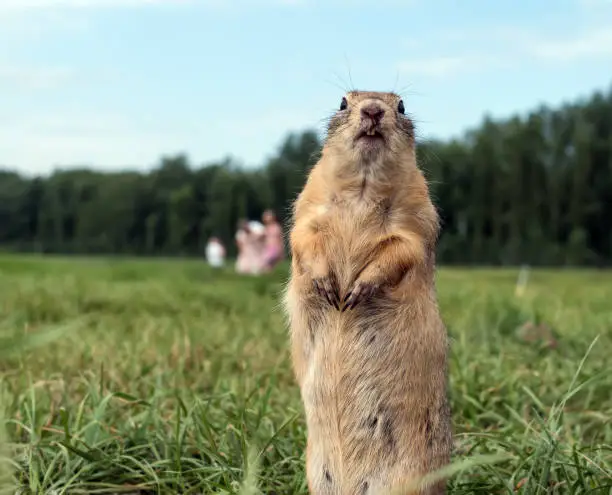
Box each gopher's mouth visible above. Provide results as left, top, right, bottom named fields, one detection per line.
left=355, top=128, right=385, bottom=143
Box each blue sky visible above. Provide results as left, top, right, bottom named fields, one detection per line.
left=2, top=0, right=612, bottom=175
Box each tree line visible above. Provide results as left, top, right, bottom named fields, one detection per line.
left=1, top=83, right=611, bottom=266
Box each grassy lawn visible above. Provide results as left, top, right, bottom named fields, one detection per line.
left=0, top=255, right=610, bottom=494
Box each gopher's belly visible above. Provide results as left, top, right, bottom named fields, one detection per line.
left=298, top=286, right=449, bottom=492
left=301, top=302, right=430, bottom=488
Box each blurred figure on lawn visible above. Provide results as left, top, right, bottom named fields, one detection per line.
left=205, top=237, right=226, bottom=268
left=261, top=209, right=284, bottom=272
left=235, top=219, right=266, bottom=274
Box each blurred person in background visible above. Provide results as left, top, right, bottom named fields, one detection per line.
left=261, top=209, right=284, bottom=272
left=235, top=219, right=264, bottom=274
left=205, top=236, right=226, bottom=268
left=248, top=219, right=266, bottom=270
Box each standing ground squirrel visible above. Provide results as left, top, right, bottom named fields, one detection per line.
left=283, top=90, right=452, bottom=494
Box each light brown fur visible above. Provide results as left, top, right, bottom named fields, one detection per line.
left=282, top=91, right=452, bottom=494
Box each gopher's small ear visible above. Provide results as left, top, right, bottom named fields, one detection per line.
left=397, top=99, right=405, bottom=115
left=340, top=97, right=348, bottom=111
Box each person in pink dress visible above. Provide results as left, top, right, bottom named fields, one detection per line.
left=261, top=209, right=284, bottom=272
left=235, top=220, right=257, bottom=274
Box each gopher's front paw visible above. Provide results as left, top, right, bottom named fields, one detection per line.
left=312, top=274, right=340, bottom=310
left=341, top=280, right=380, bottom=312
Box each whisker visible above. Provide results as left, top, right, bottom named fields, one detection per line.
left=331, top=71, right=351, bottom=93
left=344, top=53, right=356, bottom=92
left=324, top=77, right=348, bottom=93
left=397, top=84, right=428, bottom=99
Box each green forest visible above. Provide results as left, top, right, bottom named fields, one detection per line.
left=1, top=84, right=611, bottom=266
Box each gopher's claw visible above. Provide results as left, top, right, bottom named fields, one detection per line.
left=341, top=281, right=378, bottom=311
left=313, top=276, right=340, bottom=309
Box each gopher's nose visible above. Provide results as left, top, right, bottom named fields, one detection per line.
left=360, top=103, right=385, bottom=125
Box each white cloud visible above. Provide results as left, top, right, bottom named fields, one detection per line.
left=397, top=55, right=502, bottom=78
left=8, top=112, right=131, bottom=134
left=0, top=65, right=76, bottom=90
left=0, top=106, right=323, bottom=174
left=0, top=7, right=90, bottom=41
left=396, top=24, right=612, bottom=79
left=528, top=28, right=612, bottom=61
left=577, top=0, right=612, bottom=7
left=397, top=56, right=468, bottom=78
left=433, top=26, right=531, bottom=44
left=0, top=0, right=194, bottom=10
left=216, top=109, right=325, bottom=139
left=0, top=0, right=413, bottom=10
left=0, top=111, right=191, bottom=174
left=0, top=0, right=323, bottom=10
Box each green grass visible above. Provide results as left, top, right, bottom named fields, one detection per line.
left=0, top=254, right=610, bottom=494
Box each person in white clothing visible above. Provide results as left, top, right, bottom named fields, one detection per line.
left=205, top=237, right=226, bottom=268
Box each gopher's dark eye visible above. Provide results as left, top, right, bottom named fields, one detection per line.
left=398, top=99, right=405, bottom=114
left=340, top=97, right=348, bottom=111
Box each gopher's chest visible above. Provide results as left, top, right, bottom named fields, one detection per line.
left=320, top=199, right=391, bottom=275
